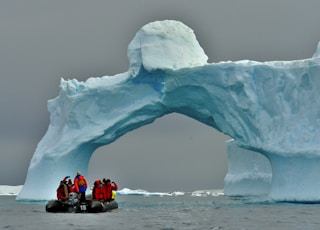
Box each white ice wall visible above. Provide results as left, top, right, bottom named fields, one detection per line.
left=224, top=140, right=271, bottom=196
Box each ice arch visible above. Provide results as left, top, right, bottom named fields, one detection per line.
left=18, top=20, right=320, bottom=202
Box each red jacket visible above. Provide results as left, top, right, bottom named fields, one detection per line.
left=103, top=181, right=118, bottom=201
left=68, top=183, right=75, bottom=193
left=92, top=180, right=104, bottom=201
left=57, top=183, right=68, bottom=201
left=74, top=175, right=88, bottom=193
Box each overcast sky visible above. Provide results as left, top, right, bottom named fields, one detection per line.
left=1, top=0, right=320, bottom=192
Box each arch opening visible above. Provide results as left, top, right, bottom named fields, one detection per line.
left=88, top=113, right=230, bottom=192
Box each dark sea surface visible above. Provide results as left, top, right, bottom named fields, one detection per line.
left=1, top=195, right=320, bottom=230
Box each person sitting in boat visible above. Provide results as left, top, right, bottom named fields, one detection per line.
left=74, top=171, right=88, bottom=202
left=102, top=178, right=118, bottom=202
left=56, top=180, right=69, bottom=201
left=92, top=180, right=104, bottom=201
left=67, top=179, right=75, bottom=193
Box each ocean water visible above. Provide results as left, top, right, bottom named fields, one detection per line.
left=2, top=194, right=320, bottom=230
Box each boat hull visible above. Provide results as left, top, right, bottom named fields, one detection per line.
left=45, top=199, right=118, bottom=213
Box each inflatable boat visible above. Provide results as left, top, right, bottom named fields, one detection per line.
left=46, top=192, right=118, bottom=213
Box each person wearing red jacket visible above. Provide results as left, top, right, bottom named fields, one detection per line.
left=74, top=171, right=88, bottom=202
left=92, top=180, right=104, bottom=201
left=56, top=180, right=68, bottom=201
left=67, top=179, right=75, bottom=193
left=102, top=178, right=118, bottom=202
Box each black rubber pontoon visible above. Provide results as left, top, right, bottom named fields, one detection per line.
left=46, top=193, right=118, bottom=213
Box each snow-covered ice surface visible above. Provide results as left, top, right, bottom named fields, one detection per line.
left=17, top=20, right=320, bottom=202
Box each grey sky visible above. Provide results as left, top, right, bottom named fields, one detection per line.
left=1, top=0, right=320, bottom=191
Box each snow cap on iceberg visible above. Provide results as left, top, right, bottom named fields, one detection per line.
left=128, top=20, right=208, bottom=77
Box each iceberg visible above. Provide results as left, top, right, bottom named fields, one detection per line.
left=17, top=20, right=320, bottom=202
left=117, top=188, right=173, bottom=197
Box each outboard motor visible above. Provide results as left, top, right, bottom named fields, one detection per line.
left=68, top=192, right=79, bottom=212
